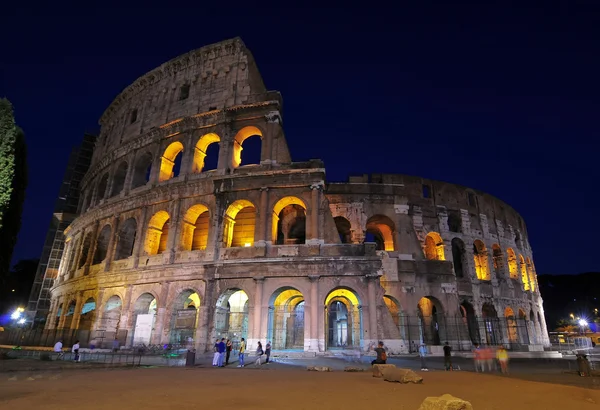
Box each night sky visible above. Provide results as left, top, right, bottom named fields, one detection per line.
left=1, top=2, right=598, bottom=275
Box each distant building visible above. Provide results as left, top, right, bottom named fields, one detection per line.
left=26, top=134, right=95, bottom=328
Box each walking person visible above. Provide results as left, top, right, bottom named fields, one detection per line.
left=112, top=338, right=120, bottom=353
left=255, top=341, right=264, bottom=366
left=217, top=338, right=226, bottom=367
left=237, top=337, right=246, bottom=367
left=53, top=340, right=64, bottom=360
left=265, top=341, right=272, bottom=364
left=371, top=341, right=387, bottom=365
left=72, top=340, right=81, bottom=362
left=418, top=343, right=428, bottom=371
left=484, top=347, right=495, bottom=372
left=225, top=339, right=233, bottom=366
left=443, top=342, right=452, bottom=371
left=212, top=339, right=220, bottom=367
left=473, top=344, right=484, bottom=372
left=496, top=346, right=509, bottom=374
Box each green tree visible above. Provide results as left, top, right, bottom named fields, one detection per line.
left=0, top=98, right=27, bottom=281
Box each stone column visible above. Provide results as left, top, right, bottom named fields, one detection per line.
left=194, top=305, right=210, bottom=353
left=57, top=295, right=69, bottom=329
left=307, top=275, right=320, bottom=352
left=133, top=207, right=148, bottom=268
left=256, top=187, right=269, bottom=245
left=249, top=277, right=265, bottom=350
left=104, top=215, right=119, bottom=272
left=166, top=199, right=182, bottom=264
left=122, top=153, right=135, bottom=196
left=179, top=132, right=194, bottom=176
left=367, top=275, right=379, bottom=345
left=72, top=235, right=84, bottom=278
left=45, top=299, right=57, bottom=330
left=84, top=221, right=100, bottom=275
left=70, top=293, right=84, bottom=330
left=151, top=281, right=171, bottom=345
left=262, top=111, right=281, bottom=165
left=119, top=285, right=133, bottom=344
left=308, top=182, right=323, bottom=244
left=92, top=289, right=105, bottom=332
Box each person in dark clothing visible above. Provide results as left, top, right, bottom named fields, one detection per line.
left=265, top=341, right=272, bottom=364
left=371, top=341, right=387, bottom=365
left=443, top=342, right=452, bottom=371
left=225, top=339, right=233, bottom=365
left=217, top=338, right=226, bottom=367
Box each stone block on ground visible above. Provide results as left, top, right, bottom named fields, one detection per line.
left=417, top=394, right=472, bottom=410
left=344, top=366, right=365, bottom=372
left=307, top=366, right=331, bottom=372
left=372, top=364, right=396, bottom=378
left=381, top=367, right=423, bottom=384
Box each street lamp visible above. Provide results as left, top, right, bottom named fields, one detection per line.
left=10, top=307, right=24, bottom=320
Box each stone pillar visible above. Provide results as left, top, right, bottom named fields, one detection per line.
left=84, top=221, right=100, bottom=275
left=133, top=207, right=148, bottom=268
left=45, top=299, right=57, bottom=330
left=70, top=293, right=84, bottom=330
left=57, top=295, right=69, bottom=329
left=249, top=277, right=265, bottom=350
left=151, top=282, right=171, bottom=345
left=119, top=285, right=133, bottom=344
left=92, top=289, right=105, bottom=332
left=262, top=111, right=281, bottom=165
left=194, top=305, right=210, bottom=353
left=308, top=182, right=323, bottom=244
left=256, top=187, right=269, bottom=244
left=179, top=132, right=194, bottom=176
left=166, top=199, right=182, bottom=264
left=367, top=275, right=379, bottom=345
left=72, top=235, right=84, bottom=277
left=122, top=153, right=135, bottom=196
left=104, top=215, right=119, bottom=272
left=307, top=275, right=320, bottom=352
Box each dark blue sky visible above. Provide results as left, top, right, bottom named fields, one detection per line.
left=1, top=2, right=598, bottom=275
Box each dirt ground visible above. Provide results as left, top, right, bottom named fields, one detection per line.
left=1, top=366, right=599, bottom=410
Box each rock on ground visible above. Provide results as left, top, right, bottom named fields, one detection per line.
left=344, top=367, right=364, bottom=372
left=372, top=364, right=396, bottom=378
left=381, top=367, right=423, bottom=384
left=307, top=366, right=331, bottom=372
left=417, top=394, right=473, bottom=410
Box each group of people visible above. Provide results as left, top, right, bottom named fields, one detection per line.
left=212, top=338, right=272, bottom=367
left=474, top=344, right=510, bottom=374
left=53, top=340, right=81, bottom=362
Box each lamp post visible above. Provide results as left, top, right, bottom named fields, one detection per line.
left=578, top=319, right=588, bottom=335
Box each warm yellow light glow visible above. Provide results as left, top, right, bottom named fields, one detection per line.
left=244, top=242, right=251, bottom=247
left=193, top=133, right=221, bottom=173
left=224, top=200, right=256, bottom=247
left=159, top=141, right=184, bottom=182
left=506, top=248, right=518, bottom=279
left=232, top=126, right=263, bottom=168
left=325, top=288, right=360, bottom=306
left=505, top=307, right=517, bottom=342
left=185, top=293, right=201, bottom=309
left=365, top=215, right=396, bottom=251
left=473, top=240, right=490, bottom=280
left=519, top=254, right=530, bottom=291
left=272, top=196, right=307, bottom=243
left=526, top=257, right=536, bottom=292
left=144, top=210, right=170, bottom=255
left=424, top=232, right=445, bottom=261
left=181, top=204, right=210, bottom=251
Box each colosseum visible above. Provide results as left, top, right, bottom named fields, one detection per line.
left=47, top=38, right=549, bottom=355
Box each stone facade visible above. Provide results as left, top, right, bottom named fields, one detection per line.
left=46, top=38, right=549, bottom=354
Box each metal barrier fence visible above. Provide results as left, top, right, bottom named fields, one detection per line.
left=0, top=327, right=126, bottom=350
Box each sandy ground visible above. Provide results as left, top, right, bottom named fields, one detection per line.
left=1, top=365, right=599, bottom=410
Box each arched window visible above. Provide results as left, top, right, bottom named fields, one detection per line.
left=447, top=212, right=461, bottom=233
left=272, top=197, right=306, bottom=245
left=110, top=162, right=128, bottom=197
left=526, top=257, right=536, bottom=292
left=232, top=126, right=262, bottom=168
left=192, top=133, right=220, bottom=173
left=131, top=152, right=153, bottom=189
left=96, top=173, right=109, bottom=203
left=224, top=200, right=256, bottom=247
left=78, top=234, right=92, bottom=269
left=473, top=240, right=490, bottom=280
left=519, top=255, right=530, bottom=291
left=451, top=238, right=466, bottom=278
left=506, top=248, right=518, bottom=279
left=334, top=216, right=352, bottom=244
left=159, top=142, right=184, bottom=182
left=181, top=204, right=210, bottom=251
left=424, top=232, right=445, bottom=260
left=92, top=225, right=112, bottom=265
left=144, top=211, right=170, bottom=255
left=115, top=218, right=137, bottom=260
left=492, top=244, right=503, bottom=273
left=365, top=215, right=396, bottom=251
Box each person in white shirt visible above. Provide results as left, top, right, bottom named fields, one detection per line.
left=72, top=340, right=81, bottom=362
left=53, top=340, right=64, bottom=360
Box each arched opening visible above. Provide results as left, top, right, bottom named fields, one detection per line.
left=214, top=289, right=249, bottom=343
left=192, top=133, right=220, bottom=173
left=492, top=244, right=503, bottom=274
left=506, top=248, right=518, bottom=279
left=424, top=232, right=445, bottom=260
left=447, top=212, right=461, bottom=233
left=131, top=152, right=153, bottom=189
left=451, top=238, right=466, bottom=278
left=473, top=240, right=490, bottom=280
left=159, top=141, right=184, bottom=182
left=66, top=237, right=80, bottom=274
left=232, top=126, right=263, bottom=168
left=505, top=307, right=518, bottom=344
left=110, top=162, right=128, bottom=197
left=384, top=295, right=410, bottom=341
left=100, top=295, right=122, bottom=346
left=334, top=216, right=352, bottom=244
left=223, top=200, right=256, bottom=247
left=78, top=298, right=96, bottom=335
left=181, top=204, right=210, bottom=251
left=115, top=218, right=137, bottom=260
left=62, top=300, right=76, bottom=329
left=132, top=293, right=157, bottom=346
left=272, top=196, right=306, bottom=245
left=96, top=173, right=109, bottom=203
left=364, top=215, right=396, bottom=251
left=518, top=309, right=530, bottom=345
left=460, top=301, right=479, bottom=344
left=169, top=290, right=201, bottom=345
left=418, top=297, right=444, bottom=346
left=92, top=224, right=112, bottom=265
left=519, top=254, right=530, bottom=291
left=325, top=288, right=362, bottom=350
left=526, top=257, right=536, bottom=292
left=267, top=287, right=305, bottom=350
left=482, top=303, right=501, bottom=345
left=144, top=211, right=170, bottom=255
left=78, top=234, right=92, bottom=268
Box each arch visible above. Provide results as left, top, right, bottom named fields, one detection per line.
left=506, top=248, right=518, bottom=279
left=96, top=173, right=109, bottom=203
left=482, top=303, right=501, bottom=345
left=101, top=295, right=123, bottom=344
left=517, top=308, right=530, bottom=345
left=78, top=297, right=96, bottom=331
left=492, top=244, right=503, bottom=274
left=232, top=126, right=263, bottom=168
left=417, top=296, right=444, bottom=345
left=131, top=152, right=153, bottom=189
left=519, top=254, right=530, bottom=291
left=224, top=200, right=256, bottom=247
left=473, top=240, right=490, bottom=280
left=365, top=214, right=396, bottom=251
left=526, top=257, right=536, bottom=292
left=267, top=287, right=305, bottom=350
left=115, top=218, right=137, bottom=260
left=334, top=216, right=352, bottom=244
left=424, top=232, right=445, bottom=260
left=505, top=307, right=518, bottom=343
left=62, top=300, right=77, bottom=329
left=460, top=301, right=479, bottom=344
left=193, top=133, right=221, bottom=173
left=324, top=287, right=362, bottom=349
left=92, top=224, right=112, bottom=265
left=132, top=293, right=157, bottom=346
left=110, top=161, right=128, bottom=197
left=144, top=211, right=170, bottom=255
left=384, top=295, right=401, bottom=328
left=214, top=289, right=249, bottom=342
left=451, top=238, right=466, bottom=278
left=272, top=196, right=307, bottom=245
left=78, top=233, right=92, bottom=268
left=168, top=289, right=201, bottom=345
left=159, top=141, right=184, bottom=182
left=181, top=204, right=210, bottom=251
left=447, top=212, right=461, bottom=233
